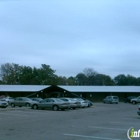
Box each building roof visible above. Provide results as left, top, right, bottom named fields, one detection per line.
left=0, top=85, right=140, bottom=93
left=0, top=85, right=50, bottom=92
left=58, top=86, right=140, bottom=93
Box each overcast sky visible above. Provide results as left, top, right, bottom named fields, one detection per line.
left=0, top=0, right=140, bottom=78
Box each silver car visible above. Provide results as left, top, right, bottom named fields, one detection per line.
left=72, top=98, right=88, bottom=108
left=60, top=98, right=80, bottom=109
left=103, top=96, right=119, bottom=104
left=0, top=100, right=8, bottom=108
left=31, top=98, right=70, bottom=111
left=131, top=96, right=140, bottom=104
left=10, top=97, right=37, bottom=107
left=1, top=97, right=14, bottom=104
left=31, top=97, right=43, bottom=102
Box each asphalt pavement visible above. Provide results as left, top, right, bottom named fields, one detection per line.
left=0, top=102, right=139, bottom=140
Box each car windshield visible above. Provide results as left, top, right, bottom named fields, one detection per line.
left=55, top=99, right=63, bottom=102
left=1, top=99, right=6, bottom=101
left=113, top=97, right=118, bottom=99
left=128, top=96, right=136, bottom=99
left=74, top=98, right=84, bottom=101
left=33, top=98, right=42, bottom=100
left=23, top=98, right=32, bottom=101
left=61, top=99, right=68, bottom=101
left=69, top=99, right=76, bottom=101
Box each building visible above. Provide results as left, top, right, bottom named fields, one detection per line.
left=0, top=85, right=140, bottom=101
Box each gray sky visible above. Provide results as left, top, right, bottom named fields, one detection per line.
left=0, top=0, right=140, bottom=78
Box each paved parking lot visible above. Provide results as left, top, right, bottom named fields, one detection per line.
left=0, top=103, right=139, bottom=140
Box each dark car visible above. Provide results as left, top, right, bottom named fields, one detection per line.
left=124, top=96, right=137, bottom=103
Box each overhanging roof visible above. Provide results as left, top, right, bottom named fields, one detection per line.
left=0, top=85, right=50, bottom=92
left=58, top=86, right=140, bottom=93
left=0, top=85, right=140, bottom=93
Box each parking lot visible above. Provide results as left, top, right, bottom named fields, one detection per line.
left=0, top=103, right=139, bottom=140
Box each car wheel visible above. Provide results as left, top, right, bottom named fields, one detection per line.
left=53, top=105, right=59, bottom=111
left=11, top=103, right=15, bottom=107
left=132, top=101, right=137, bottom=104
left=32, top=104, right=38, bottom=110
left=26, top=103, right=30, bottom=107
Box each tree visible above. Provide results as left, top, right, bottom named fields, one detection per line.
left=37, top=64, right=57, bottom=85
left=114, top=74, right=127, bottom=85
left=95, top=74, right=114, bottom=85
left=0, top=63, right=57, bottom=85
left=0, top=80, right=3, bottom=84
left=0, top=63, right=139, bottom=86
left=0, top=63, right=21, bottom=84
left=83, top=68, right=98, bottom=85
left=56, top=76, right=67, bottom=85
left=19, top=66, right=34, bottom=85
left=83, top=68, right=97, bottom=77
left=126, top=75, right=136, bottom=85
left=67, top=76, right=77, bottom=85
left=76, top=73, right=87, bottom=85
left=136, top=77, right=140, bottom=85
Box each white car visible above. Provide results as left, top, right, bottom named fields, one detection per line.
left=0, top=100, right=8, bottom=108
left=73, top=98, right=88, bottom=108
left=137, top=105, right=140, bottom=115
left=1, top=97, right=14, bottom=103
left=131, top=96, right=140, bottom=104
left=60, top=98, right=81, bottom=109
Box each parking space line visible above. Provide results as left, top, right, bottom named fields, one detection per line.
left=122, top=118, right=139, bottom=120
left=89, top=126, right=127, bottom=131
left=110, top=121, right=140, bottom=125
left=63, top=133, right=121, bottom=140
left=13, top=110, right=49, bottom=115
left=0, top=113, right=28, bottom=117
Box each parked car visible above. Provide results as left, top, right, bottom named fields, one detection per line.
left=123, top=96, right=137, bottom=103
left=103, top=96, right=119, bottom=104
left=0, top=95, right=5, bottom=99
left=60, top=98, right=80, bottom=109
left=70, top=98, right=81, bottom=108
left=31, top=98, right=70, bottom=111
left=0, top=100, right=8, bottom=108
left=137, top=105, right=140, bottom=115
left=131, top=96, right=140, bottom=104
left=31, top=97, right=43, bottom=102
left=73, top=98, right=88, bottom=108
left=1, top=97, right=14, bottom=103
left=10, top=97, right=37, bottom=107
left=85, top=99, right=93, bottom=107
